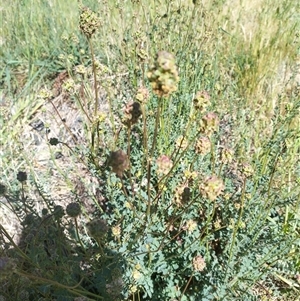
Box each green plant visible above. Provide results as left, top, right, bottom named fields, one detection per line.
left=1, top=1, right=299, bottom=301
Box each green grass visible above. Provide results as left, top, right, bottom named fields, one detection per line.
left=0, top=0, right=299, bottom=300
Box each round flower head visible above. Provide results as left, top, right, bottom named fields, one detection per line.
left=193, top=91, right=211, bottom=113
left=220, top=147, right=234, bottom=164
left=87, top=218, right=108, bottom=240
left=66, top=202, right=81, bottom=218
left=176, top=135, right=188, bottom=149
left=53, top=205, right=65, bottom=219
left=199, top=112, right=219, bottom=136
left=239, top=162, right=254, bottom=178
left=79, top=6, right=100, bottom=38
left=195, top=136, right=211, bottom=155
left=108, top=150, right=130, bottom=178
left=135, top=86, right=150, bottom=104
left=199, top=175, right=224, bottom=201
left=123, top=101, right=142, bottom=127
left=17, top=171, right=27, bottom=182
left=192, top=255, right=206, bottom=272
left=147, top=51, right=179, bottom=97
left=156, top=155, right=173, bottom=175
left=173, top=184, right=191, bottom=207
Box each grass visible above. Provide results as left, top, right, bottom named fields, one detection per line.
left=0, top=0, right=299, bottom=300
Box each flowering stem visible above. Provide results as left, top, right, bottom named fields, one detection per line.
left=146, top=101, right=161, bottom=219
left=74, top=217, right=86, bottom=252
left=180, top=274, right=194, bottom=301
left=74, top=92, right=93, bottom=124
left=127, top=126, right=134, bottom=194
left=226, top=178, right=247, bottom=277
left=88, top=37, right=100, bottom=153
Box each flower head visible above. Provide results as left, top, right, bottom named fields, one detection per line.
left=123, top=101, right=142, bottom=127
left=199, top=175, right=224, bottom=201
left=193, top=91, right=210, bottom=113
left=108, top=150, right=129, bottom=177
left=173, top=184, right=191, bottom=206
left=147, top=51, right=179, bottom=97
left=66, top=202, right=81, bottom=218
left=176, top=135, right=188, bottom=149
left=17, top=171, right=27, bottom=182
left=220, top=147, right=234, bottom=164
left=79, top=6, right=100, bottom=38
left=195, top=136, right=211, bottom=155
left=156, top=155, right=173, bottom=175
left=192, top=255, right=206, bottom=272
left=136, top=86, right=150, bottom=104
left=199, top=112, right=219, bottom=136
left=87, top=218, right=108, bottom=239
left=184, top=220, right=198, bottom=233
left=239, top=162, right=254, bottom=178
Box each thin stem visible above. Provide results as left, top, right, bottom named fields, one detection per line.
left=88, top=37, right=100, bottom=152
left=180, top=274, right=194, bottom=300
left=15, top=270, right=103, bottom=300
left=127, top=126, right=134, bottom=194
left=74, top=218, right=86, bottom=252
left=225, top=179, right=247, bottom=276
left=146, top=101, right=161, bottom=219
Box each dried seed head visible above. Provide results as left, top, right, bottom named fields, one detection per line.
left=66, top=202, right=81, bottom=218
left=53, top=205, right=65, bottom=219
left=79, top=6, right=100, bottom=38
left=123, top=101, right=142, bottom=126
left=17, top=171, right=27, bottom=182
left=49, top=137, right=59, bottom=146
left=147, top=51, right=179, bottom=97
left=199, top=175, right=224, bottom=201
left=87, top=218, right=108, bottom=239
left=108, top=150, right=130, bottom=178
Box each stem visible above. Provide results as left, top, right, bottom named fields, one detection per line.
left=225, top=179, right=247, bottom=276
left=0, top=224, right=32, bottom=263
left=127, top=126, right=134, bottom=194
left=74, top=91, right=93, bottom=124
left=88, top=37, right=100, bottom=152
left=180, top=274, right=194, bottom=301
left=146, top=101, right=161, bottom=219
left=15, top=270, right=103, bottom=300
left=74, top=218, right=86, bottom=252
